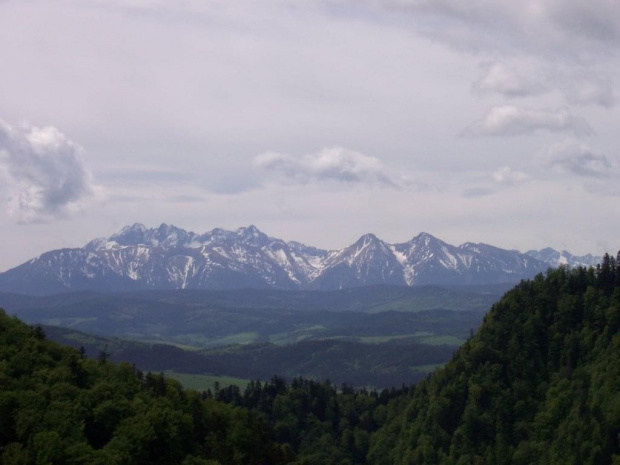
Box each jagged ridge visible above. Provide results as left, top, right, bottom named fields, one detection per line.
left=0, top=224, right=601, bottom=295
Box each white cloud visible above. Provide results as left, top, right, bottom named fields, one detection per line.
left=460, top=166, right=530, bottom=198
left=492, top=166, right=529, bottom=185
left=546, top=139, right=615, bottom=177
left=472, top=62, right=547, bottom=98
left=462, top=105, right=594, bottom=137
left=0, top=120, right=102, bottom=223
left=254, top=147, right=399, bottom=187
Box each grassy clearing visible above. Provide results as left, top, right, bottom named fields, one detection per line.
left=164, top=371, right=251, bottom=392
left=128, top=338, right=203, bottom=351
left=44, top=318, right=98, bottom=328
left=365, top=292, right=496, bottom=314
left=357, top=332, right=433, bottom=343
left=410, top=363, right=445, bottom=373
left=418, top=335, right=465, bottom=346
left=206, top=332, right=259, bottom=346
left=269, top=325, right=326, bottom=344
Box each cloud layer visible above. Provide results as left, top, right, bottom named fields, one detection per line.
left=547, top=140, right=615, bottom=177
left=361, top=0, right=620, bottom=57
left=254, top=147, right=398, bottom=188
left=472, top=62, right=547, bottom=98
left=562, top=77, right=617, bottom=108
left=0, top=121, right=100, bottom=222
left=367, top=0, right=620, bottom=109
left=463, top=105, right=594, bottom=137
left=0, top=0, right=618, bottom=271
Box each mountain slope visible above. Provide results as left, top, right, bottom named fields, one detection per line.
left=525, top=247, right=601, bottom=268
left=0, top=224, right=596, bottom=294
left=310, top=234, right=407, bottom=289
left=368, top=253, right=620, bottom=464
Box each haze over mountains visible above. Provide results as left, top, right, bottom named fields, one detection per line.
left=0, top=224, right=601, bottom=295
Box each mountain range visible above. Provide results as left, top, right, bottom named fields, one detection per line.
left=0, top=223, right=601, bottom=295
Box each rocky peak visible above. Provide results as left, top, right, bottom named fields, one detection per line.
left=109, top=223, right=149, bottom=246
left=235, top=225, right=270, bottom=247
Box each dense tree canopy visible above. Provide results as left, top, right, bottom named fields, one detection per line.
left=368, top=253, right=620, bottom=464
left=0, top=305, right=402, bottom=464
left=0, top=310, right=288, bottom=464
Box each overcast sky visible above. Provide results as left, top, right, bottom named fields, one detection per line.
left=1, top=0, right=619, bottom=271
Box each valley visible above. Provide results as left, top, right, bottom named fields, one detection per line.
left=1, top=284, right=494, bottom=388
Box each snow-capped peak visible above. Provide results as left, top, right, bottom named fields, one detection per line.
left=352, top=233, right=383, bottom=249
left=235, top=225, right=270, bottom=246
left=84, top=237, right=109, bottom=251
left=115, top=222, right=147, bottom=236
left=413, top=231, right=438, bottom=244
left=525, top=248, right=601, bottom=268
left=1, top=223, right=602, bottom=295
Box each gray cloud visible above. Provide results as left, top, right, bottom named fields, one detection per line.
left=461, top=187, right=495, bottom=198
left=460, top=166, right=529, bottom=198
left=98, top=166, right=259, bottom=196
left=254, top=147, right=399, bottom=187
left=471, top=62, right=616, bottom=109
left=547, top=139, right=615, bottom=177
left=356, top=0, right=620, bottom=57
left=548, top=0, right=620, bottom=46
left=472, top=62, right=548, bottom=98
left=462, top=105, right=594, bottom=137
left=561, top=77, right=616, bottom=108
left=98, top=168, right=194, bottom=184
left=379, top=1, right=619, bottom=109
left=0, top=120, right=101, bottom=222
left=165, top=195, right=207, bottom=203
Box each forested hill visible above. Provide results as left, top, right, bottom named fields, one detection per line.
left=0, top=303, right=413, bottom=464
left=368, top=253, right=620, bottom=464
left=0, top=308, right=292, bottom=464
left=0, top=304, right=409, bottom=464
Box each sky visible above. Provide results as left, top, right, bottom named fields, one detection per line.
left=0, top=0, right=619, bottom=271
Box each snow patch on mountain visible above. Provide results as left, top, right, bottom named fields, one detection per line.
left=0, top=223, right=604, bottom=295
left=525, top=247, right=601, bottom=268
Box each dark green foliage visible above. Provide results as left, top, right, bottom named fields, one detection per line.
left=0, top=309, right=287, bottom=464
left=368, top=255, right=620, bottom=464
left=198, top=339, right=454, bottom=388
left=43, top=322, right=461, bottom=389
left=213, top=375, right=411, bottom=465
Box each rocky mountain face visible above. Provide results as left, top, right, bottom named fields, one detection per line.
left=525, top=247, right=601, bottom=268
left=0, top=224, right=601, bottom=295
